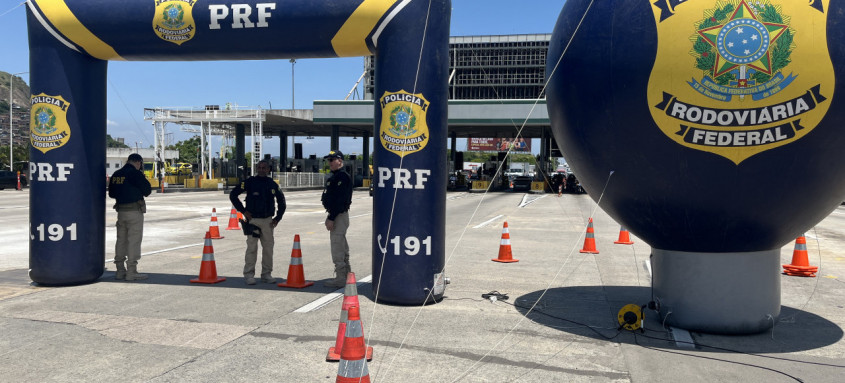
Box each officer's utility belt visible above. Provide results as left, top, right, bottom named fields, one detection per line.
left=114, top=200, right=146, bottom=213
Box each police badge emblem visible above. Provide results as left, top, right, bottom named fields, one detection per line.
left=379, top=90, right=431, bottom=158
left=648, top=0, right=833, bottom=164
left=30, top=94, right=72, bottom=154
left=153, top=0, right=197, bottom=45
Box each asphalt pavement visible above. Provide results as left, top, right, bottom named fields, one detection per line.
left=0, top=188, right=843, bottom=382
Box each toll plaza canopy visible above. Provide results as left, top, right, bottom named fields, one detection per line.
left=146, top=99, right=550, bottom=137
left=144, top=99, right=553, bottom=177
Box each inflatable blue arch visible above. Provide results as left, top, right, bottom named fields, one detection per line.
left=26, top=0, right=449, bottom=304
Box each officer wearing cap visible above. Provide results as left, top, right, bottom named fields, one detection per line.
left=230, top=159, right=286, bottom=285
left=321, top=150, right=354, bottom=287
left=108, top=153, right=152, bottom=281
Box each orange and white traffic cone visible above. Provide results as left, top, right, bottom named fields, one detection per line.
left=492, top=221, right=518, bottom=263
left=208, top=208, right=224, bottom=239
left=580, top=218, right=599, bottom=254
left=277, top=234, right=315, bottom=288
left=782, top=236, right=818, bottom=277
left=327, top=272, right=373, bottom=362
left=335, top=306, right=371, bottom=383
left=614, top=226, right=634, bottom=245
left=190, top=231, right=226, bottom=284
left=225, top=206, right=241, bottom=230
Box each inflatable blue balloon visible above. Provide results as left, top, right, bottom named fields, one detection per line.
left=547, top=0, right=841, bottom=333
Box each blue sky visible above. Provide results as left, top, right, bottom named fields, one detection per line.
left=1, top=0, right=565, bottom=158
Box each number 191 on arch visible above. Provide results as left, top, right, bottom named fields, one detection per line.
left=386, top=235, right=432, bottom=256
left=31, top=223, right=77, bottom=242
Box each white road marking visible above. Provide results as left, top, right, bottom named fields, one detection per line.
left=519, top=194, right=547, bottom=208
left=0, top=206, right=27, bottom=210
left=473, top=215, right=505, bottom=229
left=294, top=275, right=373, bottom=313
left=105, top=243, right=203, bottom=262
left=315, top=212, right=373, bottom=225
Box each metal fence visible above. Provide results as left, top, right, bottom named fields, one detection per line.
left=274, top=172, right=327, bottom=188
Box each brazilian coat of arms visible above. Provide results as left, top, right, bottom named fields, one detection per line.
left=30, top=94, right=72, bottom=154
left=379, top=90, right=431, bottom=158
left=153, top=0, right=196, bottom=45
left=647, top=0, right=833, bottom=165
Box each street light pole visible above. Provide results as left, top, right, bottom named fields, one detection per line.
left=289, top=59, right=296, bottom=170
left=290, top=59, right=296, bottom=109
left=9, top=72, right=29, bottom=171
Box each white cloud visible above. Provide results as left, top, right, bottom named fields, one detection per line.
left=106, top=120, right=118, bottom=126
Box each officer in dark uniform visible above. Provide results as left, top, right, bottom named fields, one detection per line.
left=108, top=153, right=152, bottom=281
left=321, top=150, right=353, bottom=287
left=230, top=159, right=286, bottom=285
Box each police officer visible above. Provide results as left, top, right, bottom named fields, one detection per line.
left=108, top=153, right=152, bottom=281
left=321, top=150, right=353, bottom=288
left=230, top=160, right=286, bottom=285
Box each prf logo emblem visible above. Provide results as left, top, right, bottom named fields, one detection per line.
left=379, top=90, right=430, bottom=158
left=30, top=94, right=71, bottom=154
left=153, top=0, right=197, bottom=45
left=648, top=0, right=832, bottom=164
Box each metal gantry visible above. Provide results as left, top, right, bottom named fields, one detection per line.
left=143, top=105, right=265, bottom=177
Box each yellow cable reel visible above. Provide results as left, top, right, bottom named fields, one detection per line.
left=617, top=304, right=643, bottom=331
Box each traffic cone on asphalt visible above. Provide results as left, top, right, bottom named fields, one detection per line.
left=335, top=306, right=371, bottom=383
left=208, top=208, right=224, bottom=239
left=277, top=235, right=315, bottom=288
left=580, top=218, right=599, bottom=254
left=327, top=272, right=373, bottom=362
left=190, top=231, right=226, bottom=284
left=782, top=236, right=818, bottom=277
left=614, top=226, right=634, bottom=245
left=225, top=207, right=241, bottom=230
left=492, top=221, right=518, bottom=263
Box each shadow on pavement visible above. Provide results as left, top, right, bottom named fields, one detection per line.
left=514, top=286, right=843, bottom=353
left=0, top=268, right=344, bottom=295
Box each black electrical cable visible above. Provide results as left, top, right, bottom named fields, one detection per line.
left=634, top=330, right=845, bottom=369
left=632, top=332, right=805, bottom=383
left=447, top=297, right=487, bottom=302
left=504, top=300, right=622, bottom=341
left=505, top=295, right=842, bottom=380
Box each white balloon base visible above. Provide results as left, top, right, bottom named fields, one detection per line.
left=651, top=248, right=780, bottom=334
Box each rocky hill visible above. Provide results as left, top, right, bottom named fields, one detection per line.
left=1, top=71, right=31, bottom=147
left=0, top=71, right=31, bottom=113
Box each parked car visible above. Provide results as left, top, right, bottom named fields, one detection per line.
left=167, top=162, right=193, bottom=175
left=511, top=175, right=533, bottom=192
left=0, top=170, right=27, bottom=190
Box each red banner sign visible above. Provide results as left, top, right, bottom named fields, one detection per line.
left=468, top=138, right=531, bottom=152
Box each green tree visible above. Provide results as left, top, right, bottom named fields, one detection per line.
left=0, top=144, right=30, bottom=170
left=167, top=136, right=202, bottom=163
